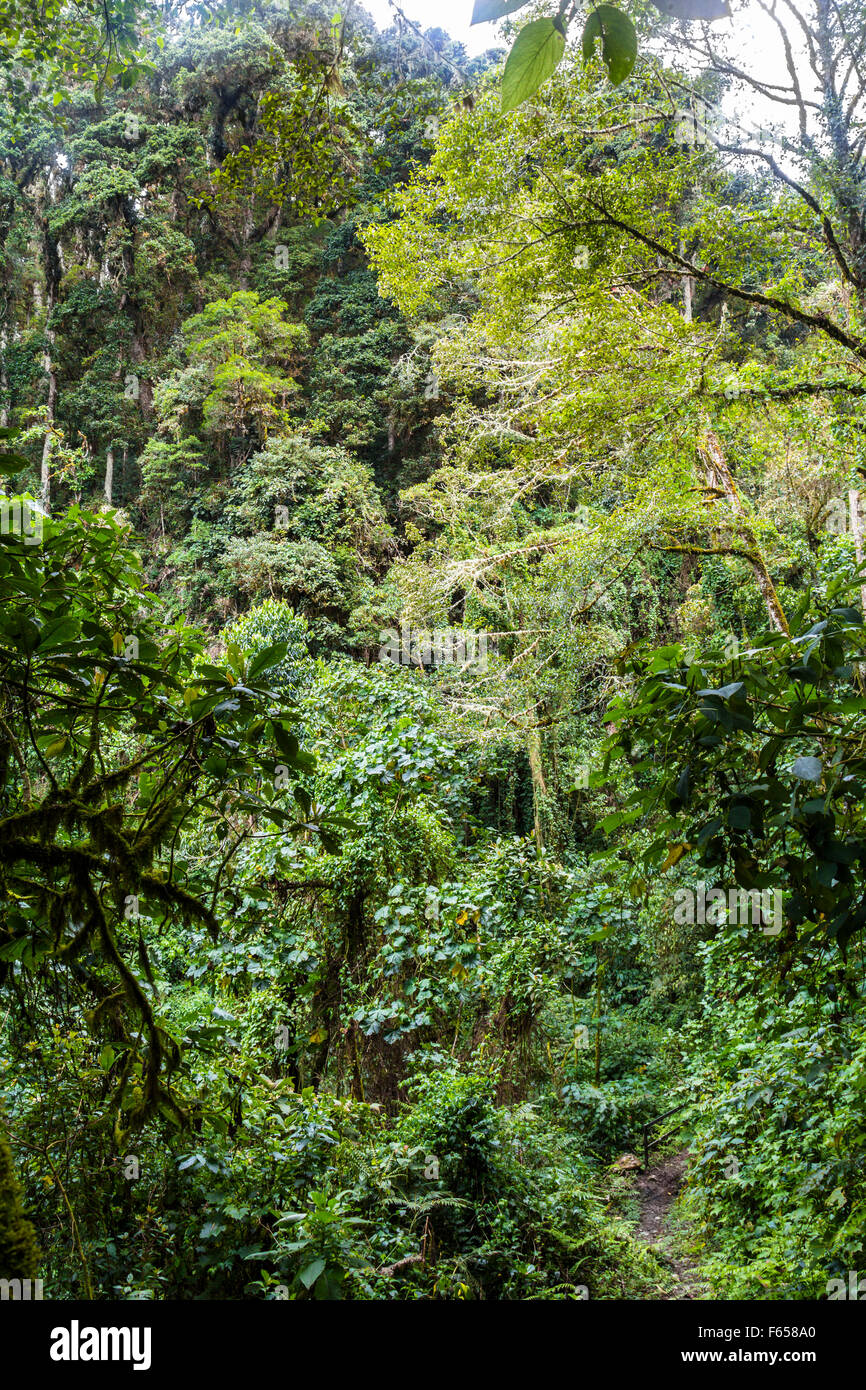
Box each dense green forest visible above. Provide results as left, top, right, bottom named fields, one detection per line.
left=1, top=0, right=865, bottom=1306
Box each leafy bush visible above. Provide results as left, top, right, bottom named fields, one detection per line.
left=677, top=925, right=866, bottom=1298
left=223, top=599, right=313, bottom=699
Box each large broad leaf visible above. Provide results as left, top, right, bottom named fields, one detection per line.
left=582, top=6, right=637, bottom=86
left=299, top=1257, right=326, bottom=1289
left=471, top=0, right=530, bottom=23
left=830, top=606, right=863, bottom=625
left=501, top=18, right=566, bottom=112
left=650, top=0, right=730, bottom=17
left=36, top=616, right=81, bottom=651
left=247, top=641, right=289, bottom=681
left=696, top=682, right=745, bottom=701
left=0, top=452, right=29, bottom=476
left=0, top=426, right=29, bottom=476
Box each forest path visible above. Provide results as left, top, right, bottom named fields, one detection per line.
left=634, top=1149, right=706, bottom=1299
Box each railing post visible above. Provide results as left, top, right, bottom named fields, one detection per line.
left=641, top=1097, right=690, bottom=1170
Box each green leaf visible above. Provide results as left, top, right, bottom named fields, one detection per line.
left=581, top=6, right=637, bottom=86
left=247, top=642, right=288, bottom=681
left=830, top=606, right=862, bottom=625
left=317, top=828, right=341, bottom=855
left=37, top=616, right=80, bottom=651
left=0, top=452, right=29, bottom=475
left=718, top=682, right=745, bottom=701
left=273, top=722, right=306, bottom=766
left=471, top=0, right=530, bottom=23
left=587, top=921, right=616, bottom=942
left=299, top=1257, right=326, bottom=1289
left=674, top=765, right=690, bottom=804
left=745, top=1085, right=771, bottom=1109
left=40, top=736, right=68, bottom=759
left=501, top=18, right=567, bottom=113
left=0, top=936, right=34, bottom=962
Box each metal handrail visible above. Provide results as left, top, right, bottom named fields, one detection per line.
left=642, top=1098, right=691, bottom=1169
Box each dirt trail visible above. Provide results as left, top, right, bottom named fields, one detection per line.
left=634, top=1149, right=705, bottom=1299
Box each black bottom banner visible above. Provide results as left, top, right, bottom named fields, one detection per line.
left=4, top=1297, right=856, bottom=1379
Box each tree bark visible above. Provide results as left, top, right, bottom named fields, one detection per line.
left=40, top=336, right=56, bottom=512
left=0, top=1107, right=40, bottom=1281
left=0, top=326, right=8, bottom=429
left=104, top=447, right=114, bottom=506
left=527, top=725, right=547, bottom=853
left=680, top=240, right=693, bottom=322
left=38, top=219, right=61, bottom=513
left=848, top=490, right=866, bottom=617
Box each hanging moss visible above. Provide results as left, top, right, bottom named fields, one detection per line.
left=0, top=1108, right=40, bottom=1281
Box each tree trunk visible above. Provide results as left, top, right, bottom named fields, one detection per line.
left=40, top=335, right=56, bottom=512
left=680, top=240, right=693, bottom=322
left=104, top=447, right=114, bottom=506
left=848, top=490, right=866, bottom=617
left=0, top=326, right=8, bottom=429
left=0, top=1107, right=40, bottom=1281
left=527, top=725, right=547, bottom=854
left=814, top=0, right=866, bottom=308
left=38, top=219, right=61, bottom=514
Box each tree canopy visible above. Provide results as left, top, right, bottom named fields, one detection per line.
left=2, top=0, right=866, bottom=1318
